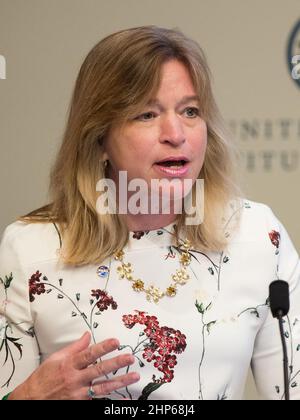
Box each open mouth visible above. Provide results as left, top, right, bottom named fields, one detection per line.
left=154, top=159, right=189, bottom=177
left=155, top=159, right=188, bottom=168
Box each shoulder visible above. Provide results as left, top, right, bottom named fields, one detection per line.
left=0, top=220, right=61, bottom=267
left=226, top=199, right=283, bottom=244
left=240, top=199, right=280, bottom=227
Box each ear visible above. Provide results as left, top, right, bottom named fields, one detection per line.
left=98, top=137, right=109, bottom=162
left=102, top=151, right=109, bottom=161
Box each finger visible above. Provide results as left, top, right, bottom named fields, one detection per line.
left=90, top=372, right=140, bottom=398
left=81, top=353, right=135, bottom=383
left=74, top=338, right=120, bottom=369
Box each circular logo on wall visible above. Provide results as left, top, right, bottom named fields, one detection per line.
left=287, top=19, right=300, bottom=88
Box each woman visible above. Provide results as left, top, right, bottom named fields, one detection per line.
left=0, top=26, right=299, bottom=400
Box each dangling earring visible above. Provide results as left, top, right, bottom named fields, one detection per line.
left=103, top=160, right=108, bottom=169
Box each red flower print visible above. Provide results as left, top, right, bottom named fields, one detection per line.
left=164, top=335, right=179, bottom=350
left=133, top=231, right=145, bottom=239
left=143, top=347, right=156, bottom=362
left=135, top=311, right=148, bottom=324
left=158, top=340, right=170, bottom=357
left=122, top=310, right=187, bottom=384
left=145, top=315, right=159, bottom=327
left=29, top=271, right=46, bottom=302
left=122, top=314, right=137, bottom=329
left=174, top=332, right=187, bottom=353
left=269, top=230, right=281, bottom=248
left=165, top=354, right=177, bottom=368
left=144, top=326, right=159, bottom=340
left=162, top=368, right=174, bottom=383
left=91, top=289, right=118, bottom=312
left=153, top=355, right=168, bottom=372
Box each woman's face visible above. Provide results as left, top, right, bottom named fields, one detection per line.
left=103, top=59, right=207, bottom=204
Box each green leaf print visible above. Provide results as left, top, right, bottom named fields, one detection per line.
left=138, top=382, right=164, bottom=400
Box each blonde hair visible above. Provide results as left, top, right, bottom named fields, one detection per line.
left=20, top=25, right=241, bottom=266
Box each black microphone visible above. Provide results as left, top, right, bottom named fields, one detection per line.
left=269, top=280, right=290, bottom=400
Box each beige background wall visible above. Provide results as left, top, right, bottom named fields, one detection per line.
left=0, top=0, right=299, bottom=400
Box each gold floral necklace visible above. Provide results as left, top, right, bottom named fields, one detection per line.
left=113, top=237, right=192, bottom=304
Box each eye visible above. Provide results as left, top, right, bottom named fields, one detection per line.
left=135, top=112, right=156, bottom=121
left=184, top=107, right=200, bottom=118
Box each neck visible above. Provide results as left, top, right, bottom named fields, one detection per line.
left=121, top=213, right=178, bottom=232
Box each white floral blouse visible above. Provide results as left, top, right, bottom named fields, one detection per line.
left=1, top=200, right=300, bottom=400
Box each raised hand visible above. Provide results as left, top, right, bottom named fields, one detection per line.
left=9, top=332, right=140, bottom=400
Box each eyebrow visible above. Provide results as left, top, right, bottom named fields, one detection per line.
left=146, top=95, right=200, bottom=108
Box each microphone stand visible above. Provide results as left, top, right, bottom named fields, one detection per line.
left=277, top=310, right=290, bottom=401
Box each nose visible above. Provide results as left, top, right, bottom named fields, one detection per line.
left=159, top=113, right=185, bottom=146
